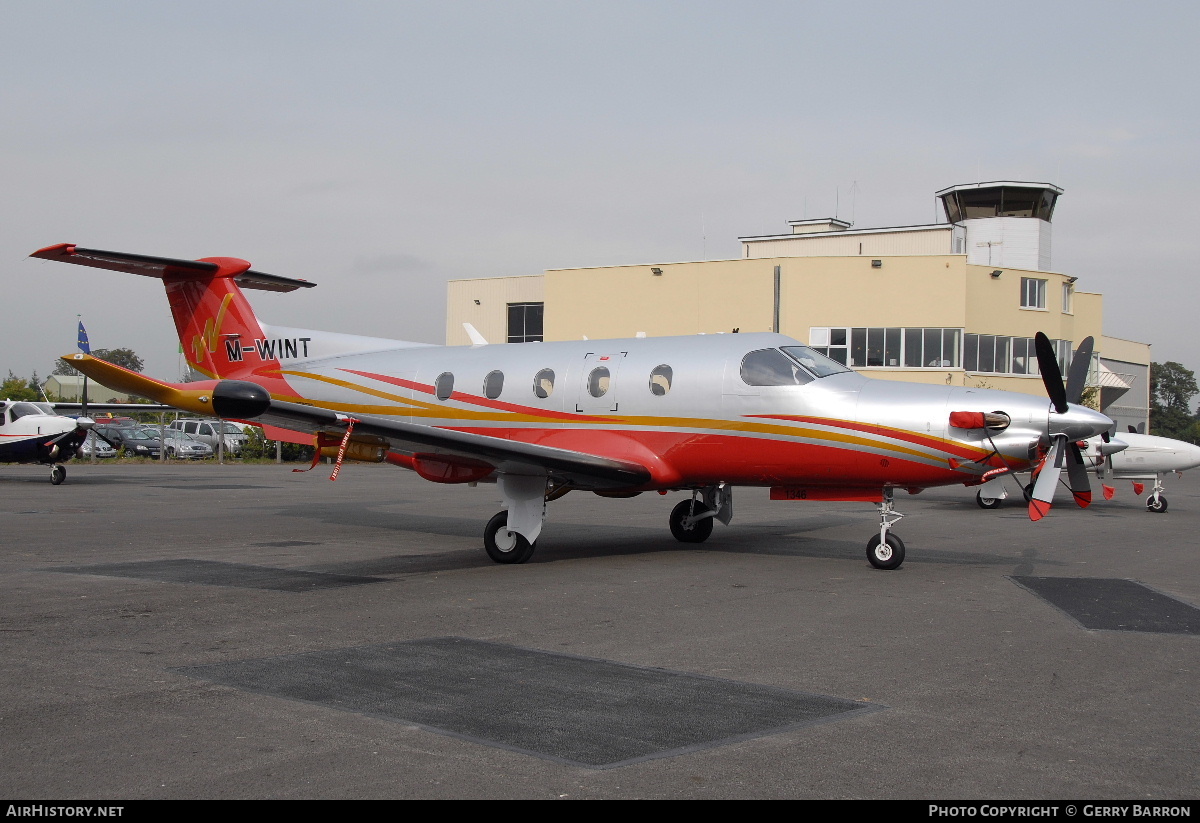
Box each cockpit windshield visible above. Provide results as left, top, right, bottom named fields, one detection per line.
left=781, top=346, right=853, bottom=377
left=740, top=349, right=814, bottom=386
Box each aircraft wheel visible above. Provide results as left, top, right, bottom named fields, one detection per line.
left=669, top=500, right=714, bottom=543
left=1146, top=495, right=1168, bottom=514
left=976, top=491, right=1002, bottom=509
left=866, top=533, right=905, bottom=570
left=50, top=465, right=66, bottom=485
left=484, top=511, right=536, bottom=564
left=1023, top=482, right=1035, bottom=503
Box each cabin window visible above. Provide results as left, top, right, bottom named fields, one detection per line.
left=739, top=349, right=812, bottom=386
left=483, top=370, right=504, bottom=400
left=533, top=368, right=555, bottom=398
left=588, top=366, right=611, bottom=397
left=435, top=372, right=454, bottom=401
left=649, top=364, right=672, bottom=396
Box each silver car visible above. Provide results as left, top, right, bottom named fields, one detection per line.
left=162, top=431, right=213, bottom=459
left=79, top=436, right=117, bottom=459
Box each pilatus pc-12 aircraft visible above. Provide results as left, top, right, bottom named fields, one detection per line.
left=33, top=243, right=1116, bottom=570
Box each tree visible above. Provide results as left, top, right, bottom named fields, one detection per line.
left=1, top=371, right=41, bottom=401
left=1149, top=361, right=1199, bottom=440
left=53, top=347, right=145, bottom=377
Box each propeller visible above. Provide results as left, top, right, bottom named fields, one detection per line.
left=1028, top=333, right=1104, bottom=521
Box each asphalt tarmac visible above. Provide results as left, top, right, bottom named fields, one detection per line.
left=1, top=461, right=1197, bottom=799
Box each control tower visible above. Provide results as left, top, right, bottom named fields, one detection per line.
left=936, top=181, right=1063, bottom=271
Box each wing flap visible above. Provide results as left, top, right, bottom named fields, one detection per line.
left=251, top=399, right=652, bottom=488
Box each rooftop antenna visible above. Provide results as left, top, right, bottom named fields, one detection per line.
left=835, top=186, right=840, bottom=219
left=849, top=180, right=859, bottom=226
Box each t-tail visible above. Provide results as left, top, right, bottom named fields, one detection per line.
left=31, top=244, right=315, bottom=391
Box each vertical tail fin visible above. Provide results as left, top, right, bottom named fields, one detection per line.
left=30, top=244, right=315, bottom=386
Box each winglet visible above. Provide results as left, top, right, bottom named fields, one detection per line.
left=463, top=323, right=488, bottom=346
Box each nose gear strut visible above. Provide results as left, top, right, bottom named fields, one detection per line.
left=866, top=487, right=905, bottom=570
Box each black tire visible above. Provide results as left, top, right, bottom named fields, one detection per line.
left=669, top=499, right=715, bottom=543
left=1146, top=495, right=1168, bottom=514
left=866, top=533, right=905, bottom=570
left=484, top=511, right=536, bottom=564
left=976, top=491, right=1002, bottom=509
left=1023, top=482, right=1035, bottom=503
left=50, top=465, right=66, bottom=486
left=167, top=447, right=176, bottom=458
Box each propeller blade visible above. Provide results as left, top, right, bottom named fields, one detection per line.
left=1034, top=332, right=1068, bottom=414
left=1065, top=441, right=1092, bottom=508
left=1065, top=336, right=1094, bottom=405
left=1028, top=436, right=1065, bottom=521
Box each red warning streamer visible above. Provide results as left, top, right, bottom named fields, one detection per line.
left=329, top=418, right=358, bottom=481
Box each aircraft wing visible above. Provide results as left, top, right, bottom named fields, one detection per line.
left=252, top=398, right=653, bottom=489
left=51, top=402, right=175, bottom=413
left=58, top=353, right=651, bottom=489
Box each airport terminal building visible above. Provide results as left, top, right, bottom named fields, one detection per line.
left=446, top=182, right=1151, bottom=432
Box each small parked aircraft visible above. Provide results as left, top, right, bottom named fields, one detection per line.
left=0, top=398, right=173, bottom=483
left=0, top=400, right=95, bottom=484
left=33, top=243, right=1116, bottom=569
left=975, top=431, right=1200, bottom=513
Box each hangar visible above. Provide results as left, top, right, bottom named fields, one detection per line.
left=446, top=181, right=1151, bottom=432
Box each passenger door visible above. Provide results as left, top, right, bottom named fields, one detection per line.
left=576, top=352, right=625, bottom=413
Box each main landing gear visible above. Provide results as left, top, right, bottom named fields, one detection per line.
left=668, top=484, right=733, bottom=544
left=484, top=510, right=536, bottom=564
left=866, top=488, right=905, bottom=570
left=50, top=464, right=66, bottom=485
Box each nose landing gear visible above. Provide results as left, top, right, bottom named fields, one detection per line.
left=50, top=464, right=66, bottom=485
left=866, top=488, right=905, bottom=570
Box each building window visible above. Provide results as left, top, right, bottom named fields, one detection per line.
left=1061, top=283, right=1073, bottom=314
left=963, top=334, right=1075, bottom=375
left=1021, top=277, right=1047, bottom=309
left=507, top=302, right=544, bottom=343
left=809, top=327, right=961, bottom=369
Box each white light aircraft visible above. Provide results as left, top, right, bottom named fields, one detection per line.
left=33, top=243, right=1117, bottom=569
left=976, top=431, right=1200, bottom=513
left=0, top=397, right=175, bottom=483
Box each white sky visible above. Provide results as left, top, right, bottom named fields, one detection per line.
left=3, top=1, right=1197, bottom=381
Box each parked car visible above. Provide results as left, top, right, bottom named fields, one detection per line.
left=94, top=425, right=163, bottom=458
left=162, top=431, right=213, bottom=459
left=166, top=419, right=248, bottom=455
left=79, top=435, right=117, bottom=459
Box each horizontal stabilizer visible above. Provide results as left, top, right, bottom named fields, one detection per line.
left=61, top=353, right=223, bottom=417
left=31, top=244, right=315, bottom=293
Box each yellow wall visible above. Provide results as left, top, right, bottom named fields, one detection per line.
left=544, top=260, right=775, bottom=340
left=446, top=275, right=544, bottom=346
